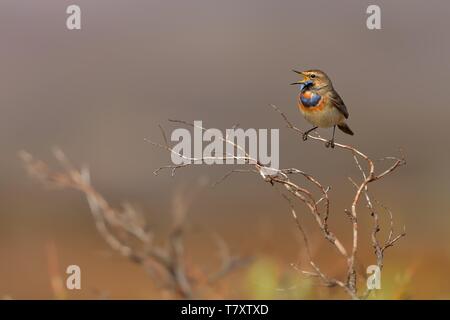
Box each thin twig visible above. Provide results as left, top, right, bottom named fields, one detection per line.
left=145, top=105, right=406, bottom=299
left=20, top=150, right=246, bottom=299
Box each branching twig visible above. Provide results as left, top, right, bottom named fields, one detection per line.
left=20, top=149, right=247, bottom=299
left=147, top=105, right=406, bottom=299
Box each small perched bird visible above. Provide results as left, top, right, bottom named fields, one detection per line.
left=291, top=69, right=353, bottom=148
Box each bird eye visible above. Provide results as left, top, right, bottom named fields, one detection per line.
left=310, top=74, right=316, bottom=79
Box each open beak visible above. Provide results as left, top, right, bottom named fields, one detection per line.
left=291, top=70, right=312, bottom=90
left=290, top=69, right=308, bottom=85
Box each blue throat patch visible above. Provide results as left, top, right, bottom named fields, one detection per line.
left=298, top=80, right=313, bottom=91
left=300, top=91, right=321, bottom=107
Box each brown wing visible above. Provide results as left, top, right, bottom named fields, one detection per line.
left=329, top=90, right=349, bottom=119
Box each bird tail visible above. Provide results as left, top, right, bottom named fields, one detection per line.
left=337, top=122, right=354, bottom=135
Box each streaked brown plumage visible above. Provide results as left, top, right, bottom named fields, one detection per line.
left=291, top=69, right=353, bottom=148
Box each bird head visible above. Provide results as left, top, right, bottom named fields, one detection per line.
left=290, top=69, right=332, bottom=91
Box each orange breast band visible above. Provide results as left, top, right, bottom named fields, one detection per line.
left=298, top=93, right=326, bottom=113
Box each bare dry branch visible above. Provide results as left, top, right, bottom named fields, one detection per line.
left=20, top=150, right=246, bottom=299
left=147, top=105, right=406, bottom=299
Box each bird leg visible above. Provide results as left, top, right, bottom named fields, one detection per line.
left=302, top=126, right=318, bottom=141
left=325, top=125, right=336, bottom=148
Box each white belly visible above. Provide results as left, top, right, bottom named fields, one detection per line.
left=301, top=106, right=344, bottom=128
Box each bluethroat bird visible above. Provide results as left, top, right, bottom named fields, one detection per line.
left=291, top=69, right=353, bottom=148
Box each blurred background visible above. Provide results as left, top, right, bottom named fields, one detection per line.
left=1, top=0, right=450, bottom=299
